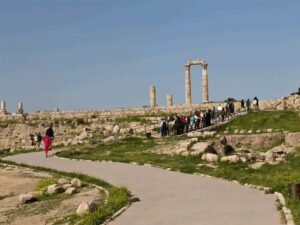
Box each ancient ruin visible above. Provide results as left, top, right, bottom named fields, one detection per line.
left=167, top=94, right=173, bottom=107
left=17, top=102, right=24, bottom=114
left=149, top=85, right=156, bottom=108
left=185, top=59, right=209, bottom=106
left=0, top=101, right=6, bottom=114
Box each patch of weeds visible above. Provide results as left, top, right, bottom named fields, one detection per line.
left=115, top=115, right=152, bottom=125
left=35, top=177, right=57, bottom=191
left=0, top=119, right=19, bottom=128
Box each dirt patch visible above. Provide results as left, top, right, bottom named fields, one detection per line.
left=0, top=164, right=104, bottom=225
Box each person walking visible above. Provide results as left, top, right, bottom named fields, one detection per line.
left=44, top=124, right=54, bottom=157
left=253, top=96, right=259, bottom=110
left=35, top=132, right=42, bottom=151
left=241, top=99, right=245, bottom=109
left=246, top=99, right=251, bottom=111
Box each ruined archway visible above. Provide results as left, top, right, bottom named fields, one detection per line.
left=185, top=59, right=209, bottom=106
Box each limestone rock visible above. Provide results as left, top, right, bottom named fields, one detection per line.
left=267, top=128, right=273, bottom=133
left=240, top=157, right=247, bottom=163
left=66, top=187, right=77, bottom=195
left=63, top=184, right=73, bottom=190
left=203, top=131, right=216, bottom=137
left=19, top=193, right=35, bottom=204
left=201, top=153, right=218, bottom=163
left=179, top=139, right=198, bottom=151
left=58, top=178, right=69, bottom=185
left=76, top=201, right=97, bottom=216
left=71, top=178, right=82, bottom=187
left=264, top=144, right=295, bottom=163
left=221, top=155, right=240, bottom=163
left=190, top=142, right=215, bottom=156
left=47, top=184, right=64, bottom=195
left=27, top=191, right=42, bottom=198
left=285, top=132, right=300, bottom=147
left=250, top=162, right=266, bottom=169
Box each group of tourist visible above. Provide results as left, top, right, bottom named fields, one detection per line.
left=240, top=96, right=259, bottom=111
left=159, top=103, right=235, bottom=137
left=159, top=97, right=259, bottom=137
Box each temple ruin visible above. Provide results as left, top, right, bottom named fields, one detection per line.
left=185, top=59, right=209, bottom=106
left=149, top=85, right=156, bottom=108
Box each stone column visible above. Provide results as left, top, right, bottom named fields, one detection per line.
left=149, top=85, right=156, bottom=108
left=202, top=63, right=209, bottom=103
left=185, top=65, right=191, bottom=106
left=0, top=101, right=6, bottom=114
left=17, top=102, right=24, bottom=114
left=167, top=94, right=173, bottom=107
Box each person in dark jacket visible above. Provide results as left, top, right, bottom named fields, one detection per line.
left=246, top=99, right=251, bottom=111
left=241, top=99, right=245, bottom=108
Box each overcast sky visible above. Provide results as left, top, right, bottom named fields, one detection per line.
left=0, top=0, right=299, bottom=112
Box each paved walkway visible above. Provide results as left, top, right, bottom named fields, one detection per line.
left=5, top=152, right=282, bottom=225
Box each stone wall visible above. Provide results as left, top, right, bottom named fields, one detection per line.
left=0, top=94, right=299, bottom=152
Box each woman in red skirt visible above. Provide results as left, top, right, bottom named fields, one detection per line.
left=44, top=124, right=54, bottom=157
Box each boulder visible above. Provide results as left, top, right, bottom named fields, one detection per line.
left=47, top=184, right=64, bottom=195
left=285, top=132, right=300, bottom=147
left=19, top=193, right=35, bottom=204
left=264, top=144, right=295, bottom=162
left=201, top=153, right=218, bottom=163
left=203, top=131, right=217, bottom=137
left=65, top=187, right=77, bottom=195
left=62, top=184, right=73, bottom=190
left=267, top=128, right=273, bottom=133
left=58, top=178, right=69, bottom=185
left=179, top=138, right=198, bottom=151
left=71, top=178, right=82, bottom=187
left=187, top=131, right=202, bottom=137
left=240, top=157, right=247, bottom=163
left=27, top=191, right=42, bottom=198
left=250, top=162, right=266, bottom=169
left=76, top=201, right=97, bottom=216
left=190, top=142, right=215, bottom=155
left=221, top=155, right=240, bottom=163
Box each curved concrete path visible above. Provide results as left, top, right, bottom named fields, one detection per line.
left=5, top=152, right=282, bottom=225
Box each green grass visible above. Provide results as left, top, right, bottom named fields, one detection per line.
left=35, top=177, right=57, bottom=191
left=222, top=110, right=300, bottom=132
left=0, top=119, right=19, bottom=128
left=57, top=136, right=300, bottom=225
left=114, top=115, right=152, bottom=125
left=0, top=160, right=133, bottom=225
